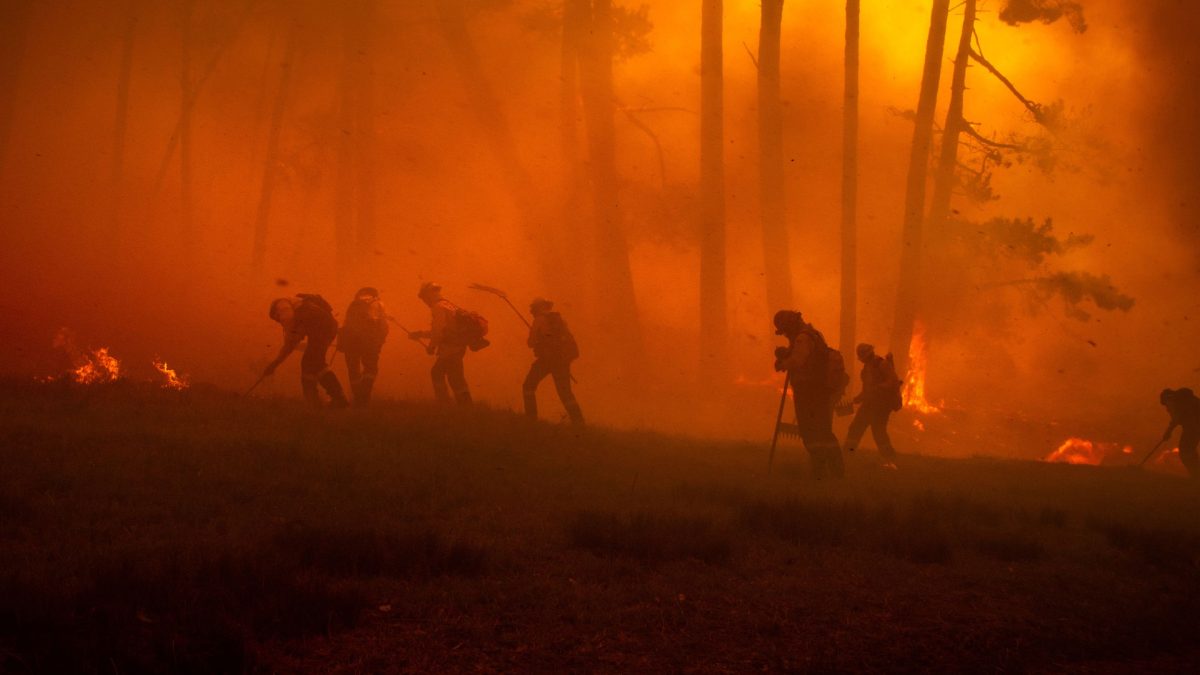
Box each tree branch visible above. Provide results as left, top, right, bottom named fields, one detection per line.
left=968, top=48, right=1046, bottom=125
left=617, top=104, right=667, bottom=189
left=961, top=120, right=1026, bottom=151
left=742, top=41, right=758, bottom=70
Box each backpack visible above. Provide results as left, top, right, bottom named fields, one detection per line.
left=882, top=353, right=903, bottom=411
left=452, top=307, right=490, bottom=350
left=797, top=325, right=848, bottom=400
left=539, top=313, right=579, bottom=362
left=296, top=294, right=338, bottom=336
left=343, top=298, right=388, bottom=347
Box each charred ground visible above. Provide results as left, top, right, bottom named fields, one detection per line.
left=1, top=380, right=1199, bottom=672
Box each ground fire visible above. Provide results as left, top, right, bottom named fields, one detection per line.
left=153, top=358, right=189, bottom=391
left=1044, top=437, right=1133, bottom=466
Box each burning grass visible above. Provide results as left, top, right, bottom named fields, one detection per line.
left=2, top=380, right=1200, bottom=671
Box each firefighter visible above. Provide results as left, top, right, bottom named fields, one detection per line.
left=844, top=343, right=901, bottom=460
left=773, top=310, right=844, bottom=479
left=339, top=286, right=388, bottom=407
left=409, top=282, right=472, bottom=406
left=523, top=298, right=584, bottom=425
left=263, top=294, right=348, bottom=408
left=1160, top=388, right=1200, bottom=478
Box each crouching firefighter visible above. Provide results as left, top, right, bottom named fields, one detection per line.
left=409, top=282, right=488, bottom=406
left=773, top=310, right=846, bottom=479
left=264, top=294, right=349, bottom=408
left=523, top=298, right=584, bottom=426
left=1159, top=388, right=1200, bottom=478
left=844, top=343, right=901, bottom=460
left=339, top=287, right=389, bottom=407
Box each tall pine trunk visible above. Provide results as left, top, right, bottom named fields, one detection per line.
left=251, top=19, right=298, bottom=272
left=353, top=0, right=378, bottom=269
left=839, top=0, right=859, bottom=362
left=889, top=0, right=949, bottom=368
left=928, top=0, right=976, bottom=240
left=110, top=1, right=137, bottom=239
left=334, top=2, right=357, bottom=278
left=699, top=0, right=727, bottom=380
left=179, top=0, right=195, bottom=257
left=0, top=0, right=32, bottom=178
left=758, top=0, right=792, bottom=314
left=578, top=0, right=642, bottom=356
left=559, top=0, right=588, bottom=294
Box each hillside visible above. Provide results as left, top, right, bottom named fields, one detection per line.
left=1, top=380, right=1198, bottom=672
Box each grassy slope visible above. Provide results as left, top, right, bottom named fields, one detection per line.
left=1, top=380, right=1199, bottom=672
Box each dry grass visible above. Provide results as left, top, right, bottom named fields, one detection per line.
left=2, top=378, right=1200, bottom=672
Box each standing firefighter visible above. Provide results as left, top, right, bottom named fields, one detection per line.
left=773, top=310, right=846, bottom=478
left=339, top=287, right=388, bottom=407
left=409, top=282, right=487, bottom=406
left=1159, top=388, right=1200, bottom=478
left=844, top=343, right=901, bottom=460
left=264, top=294, right=348, bottom=408
left=523, top=298, right=584, bottom=426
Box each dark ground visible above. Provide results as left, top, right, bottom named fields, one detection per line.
left=1, top=379, right=1198, bottom=673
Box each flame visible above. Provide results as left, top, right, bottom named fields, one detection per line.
left=902, top=322, right=942, bottom=414
left=1044, top=437, right=1132, bottom=466
left=71, top=347, right=121, bottom=385
left=912, top=419, right=925, bottom=431
left=153, top=358, right=189, bottom=391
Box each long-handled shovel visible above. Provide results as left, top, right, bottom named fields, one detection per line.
left=243, top=372, right=270, bottom=397
left=468, top=282, right=576, bottom=383
left=385, top=316, right=430, bottom=350
left=1138, top=437, right=1170, bottom=467
left=468, top=282, right=532, bottom=329
left=768, top=373, right=791, bottom=473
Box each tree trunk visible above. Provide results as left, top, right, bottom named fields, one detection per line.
left=577, top=0, right=642, bottom=355
left=928, top=0, right=976, bottom=240
left=353, top=0, right=378, bottom=269
left=110, top=0, right=137, bottom=239
left=889, top=0, right=949, bottom=368
left=839, top=0, right=859, bottom=363
left=436, top=1, right=555, bottom=286
left=699, top=0, right=727, bottom=380
left=0, top=0, right=33, bottom=177
left=251, top=19, right=298, bottom=272
left=758, top=0, right=792, bottom=314
left=334, top=2, right=357, bottom=278
left=179, top=0, right=195, bottom=256
left=559, top=0, right=587, bottom=294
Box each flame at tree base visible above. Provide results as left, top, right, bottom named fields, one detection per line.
left=153, top=358, right=190, bottom=391
left=902, top=322, right=942, bottom=415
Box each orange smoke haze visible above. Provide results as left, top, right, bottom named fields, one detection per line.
left=1, top=0, right=1197, bottom=447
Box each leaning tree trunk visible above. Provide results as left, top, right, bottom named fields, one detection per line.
left=577, top=0, right=642, bottom=357
left=699, top=0, right=727, bottom=381
left=110, top=0, right=137, bottom=240
left=436, top=0, right=556, bottom=286
left=758, top=0, right=792, bottom=314
left=839, top=0, right=860, bottom=364
left=889, top=0, right=949, bottom=369
left=928, top=0, right=976, bottom=241
left=251, top=19, right=298, bottom=272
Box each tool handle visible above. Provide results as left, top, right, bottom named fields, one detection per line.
left=768, top=372, right=791, bottom=472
